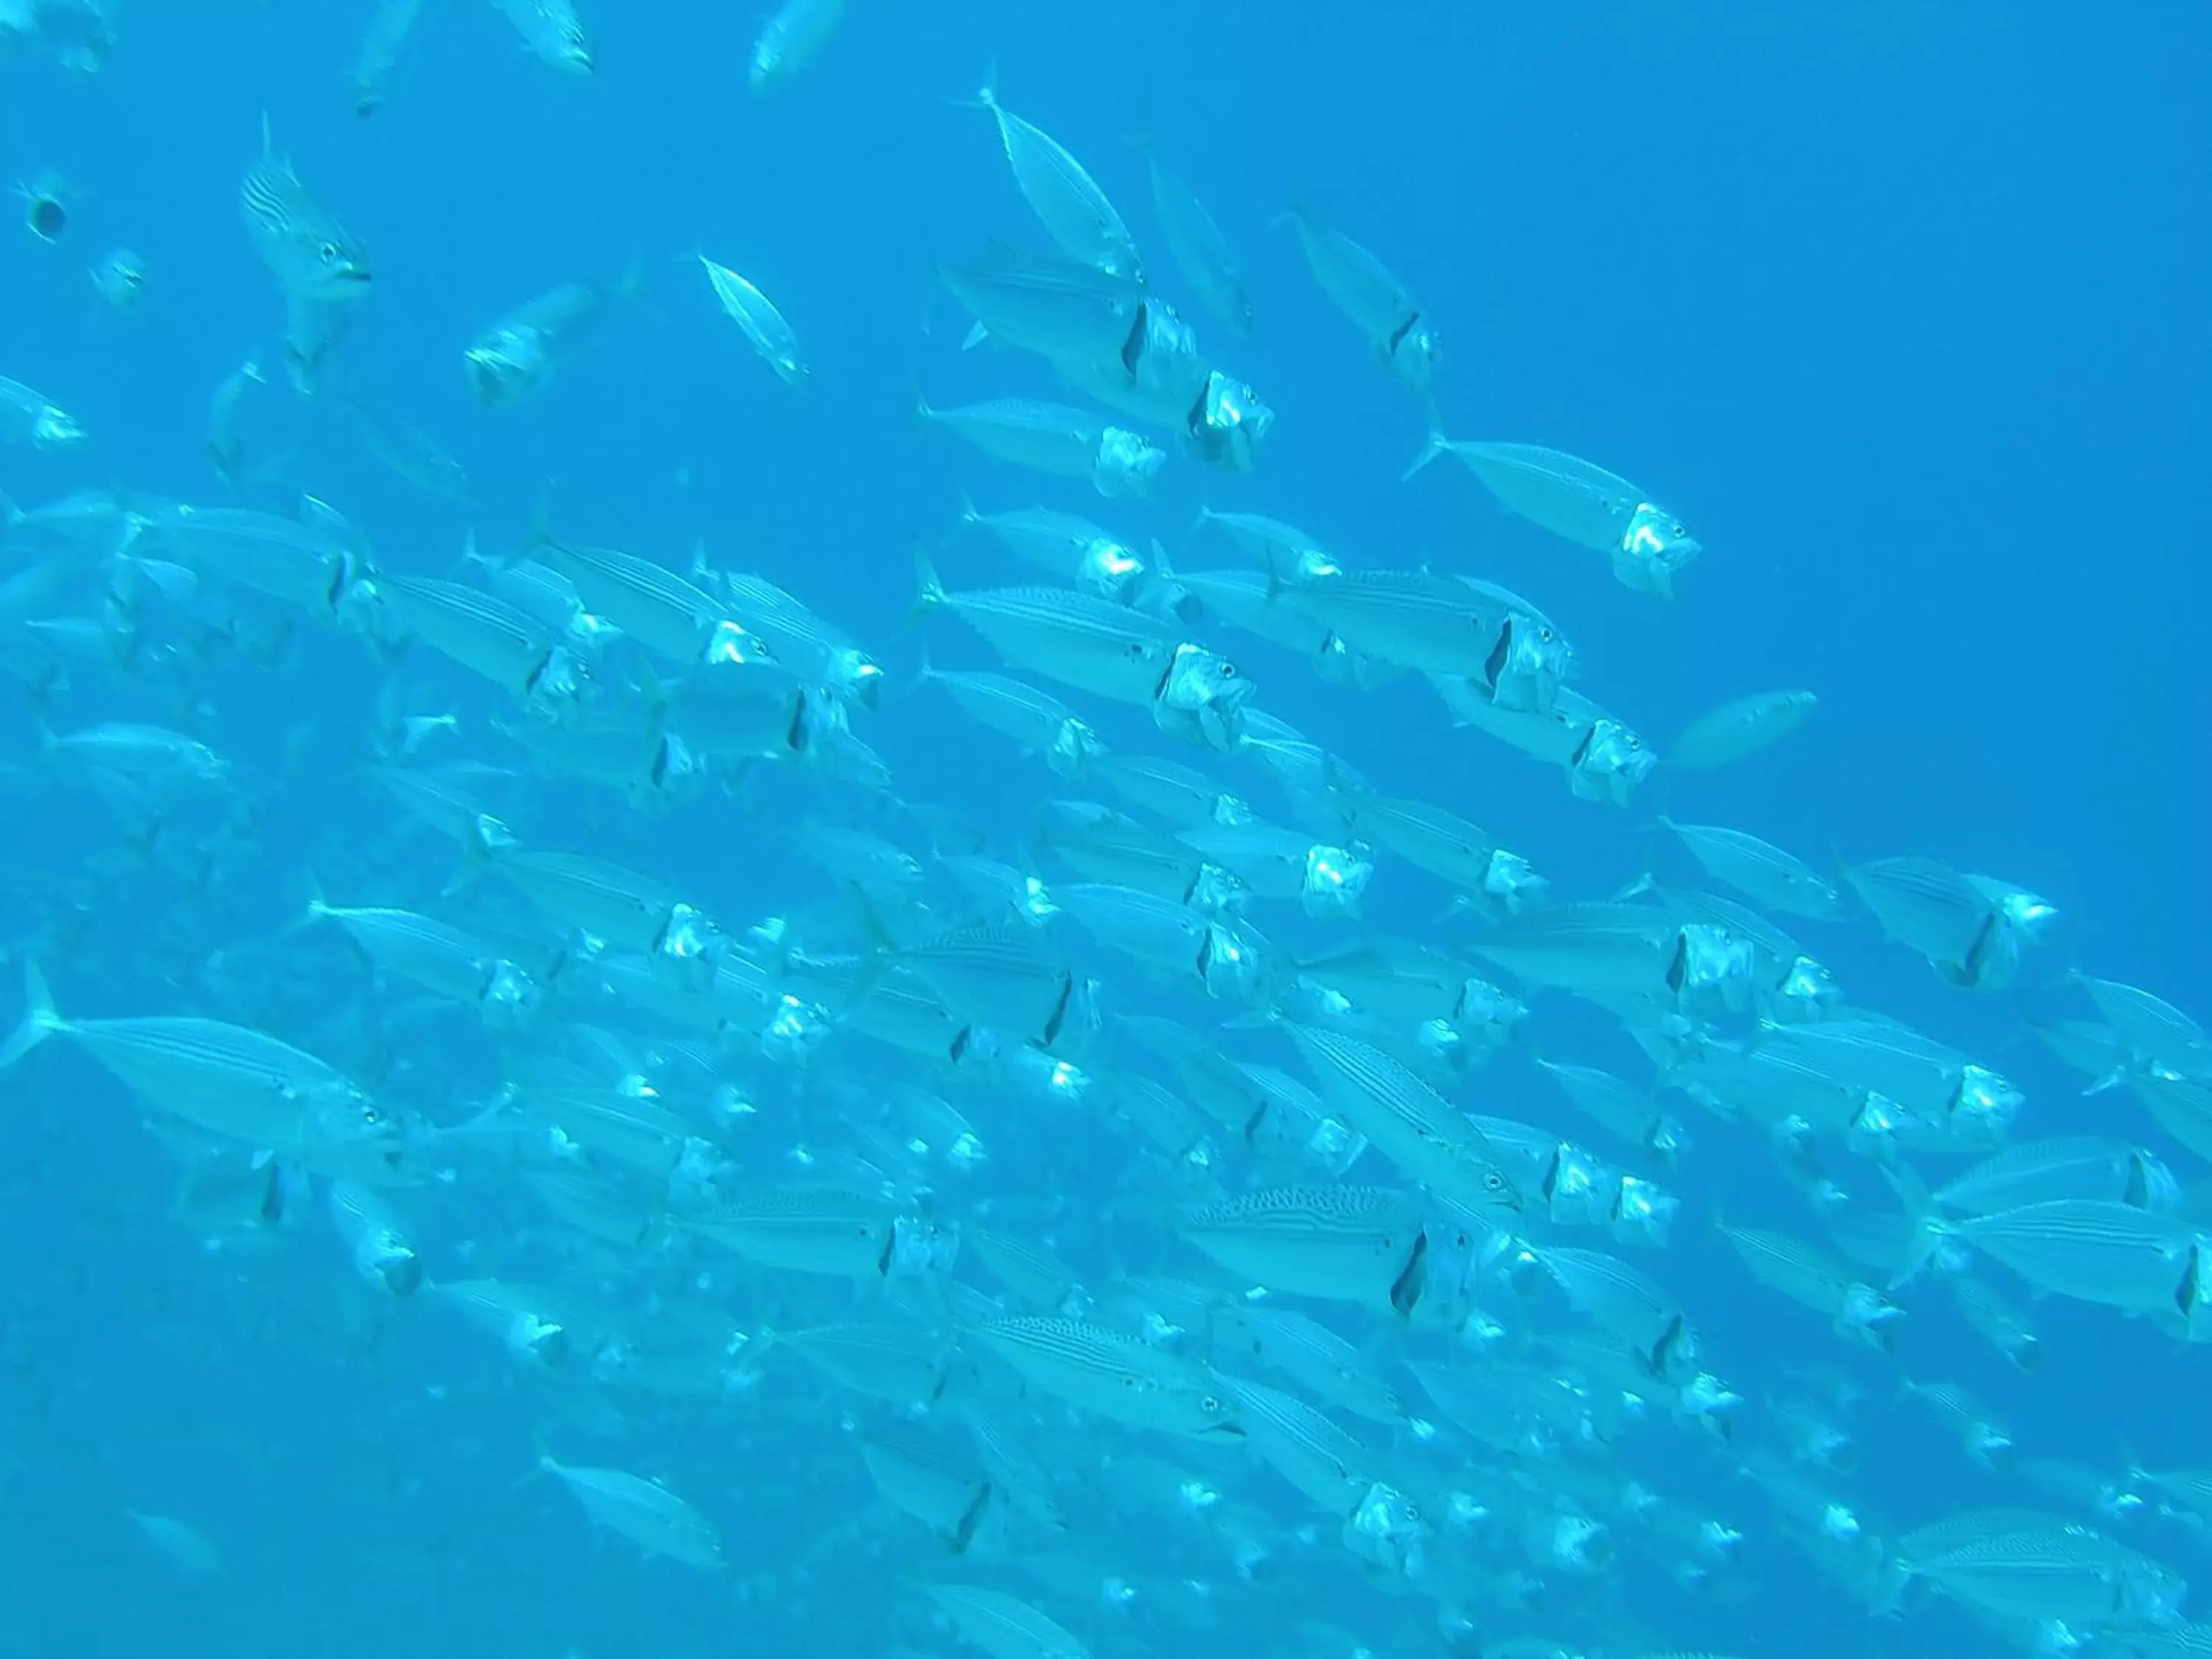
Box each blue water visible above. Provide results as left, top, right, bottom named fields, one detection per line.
left=2, top=4, right=2208, bottom=1657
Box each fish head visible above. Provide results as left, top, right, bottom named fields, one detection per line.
left=526, top=644, right=597, bottom=727
left=1569, top=717, right=1655, bottom=806
left=760, top=992, right=832, bottom=1067
left=1481, top=848, right=1552, bottom=917
left=31, top=406, right=85, bottom=450
left=701, top=618, right=779, bottom=670
left=465, top=325, right=550, bottom=406
left=2118, top=1561, right=2189, bottom=1629
left=1156, top=641, right=1255, bottom=733
left=1612, top=1175, right=1678, bottom=1248
left=988, top=1042, right=1091, bottom=1109
left=1618, top=502, right=1703, bottom=588
left=1344, top=1483, right=1429, bottom=1579
left=1386, top=319, right=1441, bottom=392
left=1187, top=371, right=1273, bottom=472
left=830, top=650, right=884, bottom=709
left=1299, top=842, right=1371, bottom=920
left=1075, top=535, right=1147, bottom=602
left=883, top=1212, right=959, bottom=1280
left=353, top=1227, right=422, bottom=1296
left=1769, top=952, right=1846, bottom=1022
left=1094, top=427, right=1165, bottom=498
left=300, top=1091, right=414, bottom=1176
left=1988, top=880, right=2061, bottom=943
left=479, top=959, right=543, bottom=1034
left=1195, top=917, right=1277, bottom=1004
left=1485, top=614, right=1574, bottom=714
left=540, top=13, right=593, bottom=73
left=644, top=731, right=709, bottom=806
left=1666, top=922, right=1759, bottom=1018
left=1455, top=978, right=1531, bottom=1046
left=1046, top=975, right=1108, bottom=1062
left=1948, top=1064, right=2022, bottom=1143
left=507, top=1311, right=571, bottom=1368
left=1186, top=860, right=1251, bottom=917
left=1046, top=714, right=1105, bottom=779
left=1674, top=1370, right=1741, bottom=1438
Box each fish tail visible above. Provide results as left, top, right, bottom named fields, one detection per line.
left=523, top=490, right=559, bottom=557
left=0, top=959, right=63, bottom=1071
left=1399, top=425, right=1456, bottom=484
left=1878, top=1164, right=1951, bottom=1290
left=905, top=540, right=946, bottom=628
left=293, top=871, right=332, bottom=932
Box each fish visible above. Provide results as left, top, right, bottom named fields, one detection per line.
left=0, top=961, right=408, bottom=1179
left=465, top=276, right=631, bottom=407
left=919, top=397, right=1165, bottom=500
left=748, top=0, right=844, bottom=92
left=492, top=0, right=592, bottom=74
left=1406, top=437, right=1703, bottom=596
left=1279, top=207, right=1438, bottom=392
left=967, top=74, right=1143, bottom=282
left=239, top=116, right=370, bottom=302
left=349, top=0, right=427, bottom=114
left=1140, top=144, right=1252, bottom=332
left=698, top=255, right=807, bottom=385
left=1666, top=689, right=1818, bottom=770
left=0, top=375, right=85, bottom=449
left=537, top=1455, right=722, bottom=1568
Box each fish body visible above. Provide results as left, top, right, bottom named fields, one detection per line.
left=699, top=256, right=807, bottom=385
left=240, top=119, right=371, bottom=303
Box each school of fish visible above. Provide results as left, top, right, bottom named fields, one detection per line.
left=3, top=7, right=2208, bottom=1659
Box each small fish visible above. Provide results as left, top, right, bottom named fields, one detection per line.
left=1141, top=144, right=1252, bottom=332
left=919, top=396, right=1164, bottom=501
left=493, top=0, right=592, bottom=74
left=1279, top=206, right=1438, bottom=392
left=0, top=961, right=406, bottom=1179
left=938, top=243, right=1145, bottom=369
left=538, top=1455, right=722, bottom=1568
left=972, top=1315, right=1241, bottom=1441
left=16, top=167, right=69, bottom=240
left=748, top=0, right=844, bottom=91
left=465, top=276, right=630, bottom=408
left=1660, top=818, right=1843, bottom=917
left=1667, top=689, right=1818, bottom=770
left=349, top=0, right=428, bottom=114
left=967, top=74, right=1143, bottom=282
left=922, top=1584, right=1092, bottom=1659
left=916, top=663, right=1105, bottom=777
left=240, top=116, right=371, bottom=303
left=911, top=549, right=1252, bottom=751
left=1408, top=437, right=1703, bottom=596
left=88, top=246, right=145, bottom=310
left=0, top=375, right=85, bottom=449
left=127, top=1512, right=223, bottom=1575
left=698, top=255, right=807, bottom=386
left=347, top=401, right=470, bottom=501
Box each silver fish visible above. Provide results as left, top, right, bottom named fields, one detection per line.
left=240, top=116, right=370, bottom=302
left=969, top=77, right=1142, bottom=282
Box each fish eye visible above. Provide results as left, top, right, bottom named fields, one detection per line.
left=1219, top=662, right=1237, bottom=678
left=1484, top=1171, right=1506, bottom=1191
left=319, top=242, right=341, bottom=262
